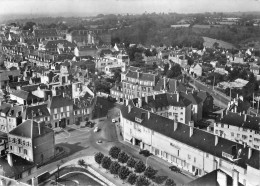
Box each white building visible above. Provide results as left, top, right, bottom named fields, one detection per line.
left=215, top=110, right=260, bottom=150
left=120, top=100, right=260, bottom=186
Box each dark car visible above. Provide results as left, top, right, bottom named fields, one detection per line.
left=169, top=166, right=181, bottom=173
left=139, top=150, right=151, bottom=157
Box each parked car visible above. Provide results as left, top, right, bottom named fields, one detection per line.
left=112, top=119, right=116, bottom=123
left=97, top=140, right=102, bottom=144
left=169, top=166, right=181, bottom=173
left=139, top=150, right=151, bottom=157
left=94, top=127, right=99, bottom=133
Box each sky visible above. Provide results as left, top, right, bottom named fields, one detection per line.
left=0, top=0, right=260, bottom=16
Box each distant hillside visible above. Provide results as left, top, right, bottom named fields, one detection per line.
left=203, top=37, right=237, bottom=49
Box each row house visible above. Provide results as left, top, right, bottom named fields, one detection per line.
left=133, top=92, right=192, bottom=124
left=110, top=69, right=159, bottom=101
left=168, top=53, right=188, bottom=68
left=8, top=119, right=55, bottom=165
left=47, top=95, right=74, bottom=128
left=39, top=39, right=75, bottom=54
left=215, top=110, right=260, bottom=150
left=22, top=104, right=51, bottom=127
left=66, top=30, right=96, bottom=44
left=153, top=77, right=187, bottom=94
left=74, top=45, right=98, bottom=58
left=120, top=101, right=260, bottom=186
left=33, top=29, right=58, bottom=42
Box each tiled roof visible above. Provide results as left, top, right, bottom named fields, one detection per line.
left=180, top=92, right=202, bottom=105
left=220, top=111, right=260, bottom=132
left=7, top=105, right=23, bottom=118
left=48, top=95, right=73, bottom=108
left=0, top=154, right=36, bottom=178
left=126, top=70, right=156, bottom=82
left=21, top=84, right=48, bottom=93
left=185, top=169, right=239, bottom=186
left=135, top=93, right=192, bottom=110
left=77, top=45, right=97, bottom=51
left=34, top=29, right=57, bottom=38
left=9, top=119, right=53, bottom=138
left=8, top=81, right=30, bottom=89
left=0, top=103, right=12, bottom=114
left=11, top=90, right=38, bottom=100
left=45, top=39, right=75, bottom=49
left=121, top=101, right=260, bottom=170
left=154, top=78, right=187, bottom=92
left=23, top=104, right=50, bottom=119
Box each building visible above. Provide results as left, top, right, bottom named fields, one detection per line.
left=120, top=100, right=260, bottom=186
left=153, top=77, right=187, bottom=94
left=0, top=103, right=12, bottom=133
left=0, top=69, right=20, bottom=90
left=74, top=45, right=97, bottom=58
left=215, top=111, right=260, bottom=150
left=33, top=29, right=58, bottom=42
left=8, top=119, right=55, bottom=165
left=39, top=39, right=75, bottom=54
left=66, top=30, right=95, bottom=44
left=250, top=65, right=260, bottom=76
left=133, top=92, right=192, bottom=124
left=168, top=53, right=188, bottom=68
left=47, top=95, right=73, bottom=128
left=190, top=64, right=202, bottom=77
left=110, top=69, right=159, bottom=101
left=6, top=105, right=24, bottom=132
left=10, top=90, right=40, bottom=105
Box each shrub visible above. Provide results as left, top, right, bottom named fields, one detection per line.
left=134, top=160, right=146, bottom=173
left=109, top=146, right=121, bottom=159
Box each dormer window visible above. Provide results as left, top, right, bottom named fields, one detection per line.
left=135, top=117, right=143, bottom=123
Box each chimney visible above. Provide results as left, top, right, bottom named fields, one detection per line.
left=176, top=92, right=179, bottom=102
left=147, top=111, right=151, bottom=119
left=125, top=99, right=129, bottom=106
left=232, top=169, right=239, bottom=186
left=128, top=105, right=132, bottom=113
left=145, top=96, right=148, bottom=103
left=153, top=94, right=155, bottom=100
left=164, top=77, right=166, bottom=90
left=248, top=147, right=252, bottom=159
left=31, top=177, right=38, bottom=186
left=173, top=120, right=178, bottom=131
left=244, top=114, right=247, bottom=122
left=7, top=153, right=13, bottom=167
left=138, top=98, right=142, bottom=108
left=189, top=121, right=194, bottom=137
left=137, top=72, right=139, bottom=79
left=215, top=135, right=219, bottom=146
left=38, top=122, right=41, bottom=135
left=217, top=170, right=227, bottom=186
left=234, top=106, right=237, bottom=113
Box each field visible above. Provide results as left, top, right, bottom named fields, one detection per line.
left=203, top=36, right=236, bottom=49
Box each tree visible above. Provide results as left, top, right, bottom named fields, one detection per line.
left=127, top=173, right=137, bottom=185
left=162, top=63, right=169, bottom=75
left=127, top=158, right=136, bottom=169
left=165, top=178, right=176, bottom=186
left=134, top=160, right=146, bottom=173
left=118, top=151, right=129, bottom=164
left=113, top=69, right=121, bottom=83
left=166, top=63, right=182, bottom=78
left=101, top=156, right=112, bottom=171
left=109, top=161, right=121, bottom=177
left=118, top=166, right=130, bottom=183
left=78, top=159, right=85, bottom=167
left=23, top=22, right=36, bottom=31
left=135, top=175, right=150, bottom=186
left=144, top=166, right=157, bottom=179
left=95, top=152, right=104, bottom=167
left=109, top=146, right=121, bottom=159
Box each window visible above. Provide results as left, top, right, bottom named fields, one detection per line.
left=24, top=149, right=27, bottom=155
left=54, top=108, right=57, bottom=114
left=54, top=114, right=58, bottom=119
left=231, top=132, right=234, bottom=137
left=61, top=107, right=63, bottom=112
left=188, top=154, right=191, bottom=159
left=10, top=146, right=13, bottom=150
left=194, top=157, right=196, bottom=163
left=215, top=130, right=218, bottom=135
left=206, top=153, right=209, bottom=158
left=254, top=145, right=259, bottom=149
left=67, top=112, right=70, bottom=117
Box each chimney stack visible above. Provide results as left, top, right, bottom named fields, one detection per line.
left=217, top=170, right=227, bottom=186
left=38, top=122, right=41, bottom=135
left=176, top=92, right=179, bottom=102
left=138, top=98, right=142, bottom=108
left=125, top=99, right=129, bottom=106
left=189, top=121, right=194, bottom=137
left=173, top=120, right=178, bottom=131
left=147, top=111, right=151, bottom=119
left=244, top=114, right=247, bottom=122
left=215, top=135, right=219, bottom=146
left=128, top=105, right=132, bottom=113
left=232, top=169, right=239, bottom=186
left=153, top=94, right=155, bottom=100
left=7, top=153, right=13, bottom=167
left=248, top=147, right=252, bottom=159
left=145, top=96, right=148, bottom=103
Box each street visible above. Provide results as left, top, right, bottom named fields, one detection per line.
left=23, top=100, right=194, bottom=185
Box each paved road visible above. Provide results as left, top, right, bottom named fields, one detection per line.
left=24, top=101, right=193, bottom=185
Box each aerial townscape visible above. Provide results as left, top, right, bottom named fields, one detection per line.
left=1, top=0, right=260, bottom=186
